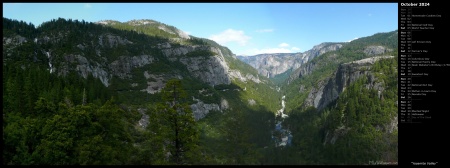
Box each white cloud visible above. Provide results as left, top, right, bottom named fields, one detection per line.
left=184, top=31, right=191, bottom=35
left=84, top=3, right=92, bottom=8
left=291, top=47, right=301, bottom=51
left=209, top=29, right=251, bottom=46
left=279, top=43, right=290, bottom=48
left=255, top=29, right=274, bottom=33
left=347, top=37, right=359, bottom=42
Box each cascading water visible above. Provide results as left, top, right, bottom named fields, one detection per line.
left=47, top=52, right=54, bottom=73
left=271, top=95, right=293, bottom=147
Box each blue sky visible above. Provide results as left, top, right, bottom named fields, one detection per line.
left=3, top=3, right=398, bottom=56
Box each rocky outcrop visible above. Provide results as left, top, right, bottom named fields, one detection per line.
left=161, top=45, right=232, bottom=86
left=248, top=99, right=256, bottom=106
left=163, top=44, right=262, bottom=86
left=323, top=125, right=351, bottom=145
left=303, top=80, right=326, bottom=108
left=364, top=45, right=393, bottom=56
left=110, top=55, right=155, bottom=79
left=385, top=115, right=398, bottom=133
left=228, top=70, right=261, bottom=83
left=3, top=35, right=27, bottom=46
left=191, top=97, right=221, bottom=121
left=137, top=108, right=149, bottom=128
left=3, top=35, right=28, bottom=61
left=302, top=43, right=344, bottom=63
left=161, top=44, right=217, bottom=58
left=59, top=54, right=156, bottom=87
left=57, top=54, right=110, bottom=86
left=304, top=56, right=394, bottom=111
left=237, top=42, right=343, bottom=78
left=293, top=61, right=317, bottom=80
left=238, top=53, right=303, bottom=78
left=180, top=55, right=231, bottom=86
left=220, top=98, right=229, bottom=110
left=141, top=72, right=165, bottom=94
left=98, top=34, right=133, bottom=48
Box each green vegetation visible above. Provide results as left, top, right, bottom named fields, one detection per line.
left=184, top=49, right=217, bottom=58
left=277, top=56, right=398, bottom=164
left=220, top=50, right=282, bottom=112
left=3, top=62, right=138, bottom=165
left=3, top=17, right=38, bottom=38
left=3, top=17, right=398, bottom=165
left=145, top=79, right=200, bottom=164
left=195, top=97, right=275, bottom=164
left=271, top=68, right=293, bottom=85
left=283, top=30, right=398, bottom=112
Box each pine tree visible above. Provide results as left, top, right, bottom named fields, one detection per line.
left=149, top=79, right=199, bottom=165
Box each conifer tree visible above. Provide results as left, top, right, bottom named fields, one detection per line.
left=149, top=79, right=199, bottom=165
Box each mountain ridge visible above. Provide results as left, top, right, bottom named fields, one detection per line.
left=237, top=42, right=344, bottom=81
left=3, top=16, right=398, bottom=165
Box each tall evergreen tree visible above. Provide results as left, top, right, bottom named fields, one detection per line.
left=149, top=79, right=199, bottom=165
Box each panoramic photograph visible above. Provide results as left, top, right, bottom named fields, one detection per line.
left=3, top=3, right=398, bottom=165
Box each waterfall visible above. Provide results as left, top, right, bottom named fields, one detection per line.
left=272, top=95, right=292, bottom=147
left=47, top=52, right=54, bottom=73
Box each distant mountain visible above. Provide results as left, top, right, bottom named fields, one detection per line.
left=278, top=30, right=398, bottom=164
left=284, top=30, right=398, bottom=112
left=3, top=16, right=398, bottom=165
left=237, top=42, right=344, bottom=84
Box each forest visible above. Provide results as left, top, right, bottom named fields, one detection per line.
left=3, top=17, right=397, bottom=165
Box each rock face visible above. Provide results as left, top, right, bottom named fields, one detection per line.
left=3, top=35, right=28, bottom=46
left=323, top=125, right=351, bottom=145
left=141, top=72, right=165, bottom=94
left=228, top=70, right=261, bottom=83
left=364, top=45, right=393, bottom=56
left=58, top=54, right=110, bottom=86
left=46, top=35, right=251, bottom=121
left=3, top=35, right=28, bottom=60
left=4, top=18, right=267, bottom=122
left=47, top=32, right=234, bottom=88
left=190, top=97, right=221, bottom=121
left=137, top=108, right=149, bottom=128
left=248, top=99, right=256, bottom=106
left=289, top=45, right=393, bottom=84
left=317, top=56, right=397, bottom=145
left=164, top=45, right=232, bottom=86
left=98, top=34, right=133, bottom=48
left=291, top=60, right=318, bottom=80
left=238, top=53, right=303, bottom=78
left=58, top=53, right=156, bottom=87
left=110, top=55, right=155, bottom=79
left=237, top=42, right=343, bottom=78
left=220, top=98, right=229, bottom=110
left=303, top=56, right=395, bottom=111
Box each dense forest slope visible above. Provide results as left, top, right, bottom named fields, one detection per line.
left=3, top=17, right=279, bottom=165
left=3, top=17, right=397, bottom=165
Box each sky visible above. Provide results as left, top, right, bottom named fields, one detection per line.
left=3, top=3, right=398, bottom=56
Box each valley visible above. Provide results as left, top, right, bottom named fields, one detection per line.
left=3, top=17, right=398, bottom=165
